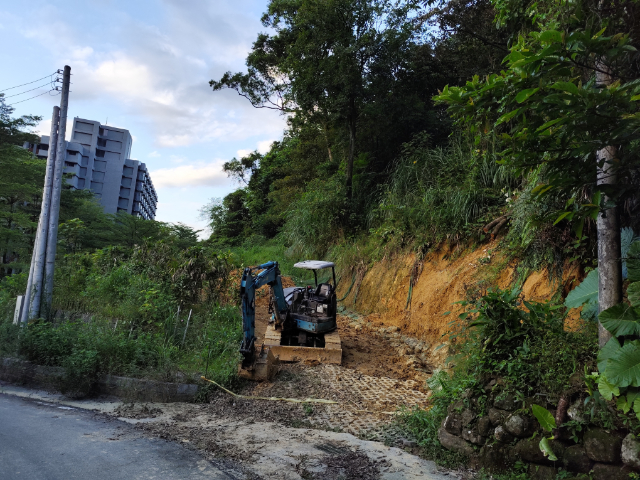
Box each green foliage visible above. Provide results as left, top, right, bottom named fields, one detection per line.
left=398, top=289, right=596, bottom=467
left=532, top=404, right=556, bottom=432
left=282, top=174, right=348, bottom=259
left=565, top=269, right=598, bottom=310
left=369, top=133, right=516, bottom=246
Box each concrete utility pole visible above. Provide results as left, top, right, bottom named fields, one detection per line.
left=42, top=65, right=71, bottom=318
left=21, top=106, right=60, bottom=324
left=596, top=64, right=623, bottom=348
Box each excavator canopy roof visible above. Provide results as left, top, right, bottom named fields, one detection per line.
left=293, top=260, right=335, bottom=270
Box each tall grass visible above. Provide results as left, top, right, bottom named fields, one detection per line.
left=369, top=133, right=519, bottom=245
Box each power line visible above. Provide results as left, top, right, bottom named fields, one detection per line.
left=7, top=90, right=59, bottom=106
left=0, top=73, right=58, bottom=93
left=3, top=82, right=52, bottom=98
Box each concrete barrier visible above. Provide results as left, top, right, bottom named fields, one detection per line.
left=0, top=357, right=199, bottom=403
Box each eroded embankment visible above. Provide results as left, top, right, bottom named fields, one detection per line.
left=338, top=240, right=584, bottom=366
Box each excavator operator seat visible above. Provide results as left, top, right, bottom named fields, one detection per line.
left=314, top=283, right=333, bottom=301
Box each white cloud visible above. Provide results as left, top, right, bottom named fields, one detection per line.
left=152, top=161, right=228, bottom=188
left=148, top=151, right=160, bottom=158
left=257, top=139, right=275, bottom=154
left=236, top=149, right=252, bottom=159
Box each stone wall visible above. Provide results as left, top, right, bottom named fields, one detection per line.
left=438, top=379, right=640, bottom=480
left=0, top=357, right=199, bottom=403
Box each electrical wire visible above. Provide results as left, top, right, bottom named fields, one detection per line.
left=0, top=73, right=58, bottom=93
left=7, top=90, right=58, bottom=106
left=3, top=82, right=52, bottom=98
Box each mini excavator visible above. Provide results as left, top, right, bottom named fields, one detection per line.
left=238, top=260, right=342, bottom=381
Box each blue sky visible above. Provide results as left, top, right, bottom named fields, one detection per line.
left=0, top=0, right=286, bottom=235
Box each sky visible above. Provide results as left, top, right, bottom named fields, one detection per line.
left=0, top=0, right=286, bottom=236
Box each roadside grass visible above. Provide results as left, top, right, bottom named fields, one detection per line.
left=0, top=301, right=242, bottom=398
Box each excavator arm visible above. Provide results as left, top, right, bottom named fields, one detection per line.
left=239, top=261, right=288, bottom=366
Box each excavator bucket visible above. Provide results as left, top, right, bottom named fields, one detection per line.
left=238, top=344, right=279, bottom=381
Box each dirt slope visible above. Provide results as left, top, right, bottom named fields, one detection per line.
left=337, top=239, right=583, bottom=366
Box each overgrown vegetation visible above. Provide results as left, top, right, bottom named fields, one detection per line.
left=397, top=288, right=598, bottom=469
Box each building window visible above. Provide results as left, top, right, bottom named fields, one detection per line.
left=97, top=138, right=107, bottom=147
left=80, top=167, right=87, bottom=177
left=93, top=160, right=107, bottom=172
left=120, top=187, right=131, bottom=198
left=121, top=177, right=132, bottom=187
left=123, top=166, right=134, bottom=177
left=81, top=156, right=89, bottom=166
left=90, top=181, right=103, bottom=193
left=96, top=149, right=105, bottom=158
left=92, top=171, right=105, bottom=182
left=77, top=178, right=85, bottom=188
left=118, top=198, right=129, bottom=209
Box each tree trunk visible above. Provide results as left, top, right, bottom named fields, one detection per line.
left=346, top=103, right=356, bottom=200
left=596, top=66, right=623, bottom=348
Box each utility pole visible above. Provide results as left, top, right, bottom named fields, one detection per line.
left=42, top=65, right=71, bottom=318
left=21, top=105, right=60, bottom=324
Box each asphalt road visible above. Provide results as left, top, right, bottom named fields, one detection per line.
left=0, top=393, right=241, bottom=480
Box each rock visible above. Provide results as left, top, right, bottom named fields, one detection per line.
left=477, top=416, right=492, bottom=437
left=584, top=429, right=622, bottom=463
left=528, top=464, right=558, bottom=480
left=592, top=463, right=636, bottom=480
left=438, top=427, right=475, bottom=457
left=460, top=408, right=476, bottom=427
left=399, top=438, right=417, bottom=448
left=404, top=337, right=419, bottom=349
left=622, top=433, right=640, bottom=470
left=479, top=443, right=514, bottom=472
left=514, top=438, right=565, bottom=466
left=443, top=414, right=462, bottom=436
left=488, top=408, right=509, bottom=426
left=504, top=414, right=533, bottom=438
left=484, top=379, right=497, bottom=392
left=494, top=393, right=519, bottom=411
left=563, top=445, right=592, bottom=473
left=462, top=426, right=485, bottom=446
left=567, top=399, right=587, bottom=423
left=494, top=425, right=514, bottom=444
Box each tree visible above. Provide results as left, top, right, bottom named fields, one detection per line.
left=0, top=94, right=43, bottom=276
left=436, top=1, right=640, bottom=346
left=211, top=0, right=419, bottom=199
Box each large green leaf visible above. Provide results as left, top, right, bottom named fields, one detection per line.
left=627, top=241, right=640, bottom=282
left=598, top=374, right=620, bottom=400
left=531, top=404, right=556, bottom=432
left=565, top=269, right=598, bottom=309
left=605, top=340, right=640, bottom=388
left=516, top=88, right=540, bottom=103
left=539, top=437, right=558, bottom=461
left=628, top=283, right=640, bottom=309
left=599, top=304, right=640, bottom=337
left=598, top=337, right=622, bottom=373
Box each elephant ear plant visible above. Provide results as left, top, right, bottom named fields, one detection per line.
left=594, top=239, right=640, bottom=415
left=532, top=240, right=640, bottom=459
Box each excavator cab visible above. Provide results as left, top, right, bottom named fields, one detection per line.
left=283, top=261, right=338, bottom=344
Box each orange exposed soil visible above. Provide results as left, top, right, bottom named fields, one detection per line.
left=337, top=239, right=584, bottom=366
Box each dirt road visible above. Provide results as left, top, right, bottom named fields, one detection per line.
left=1, top=384, right=459, bottom=480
